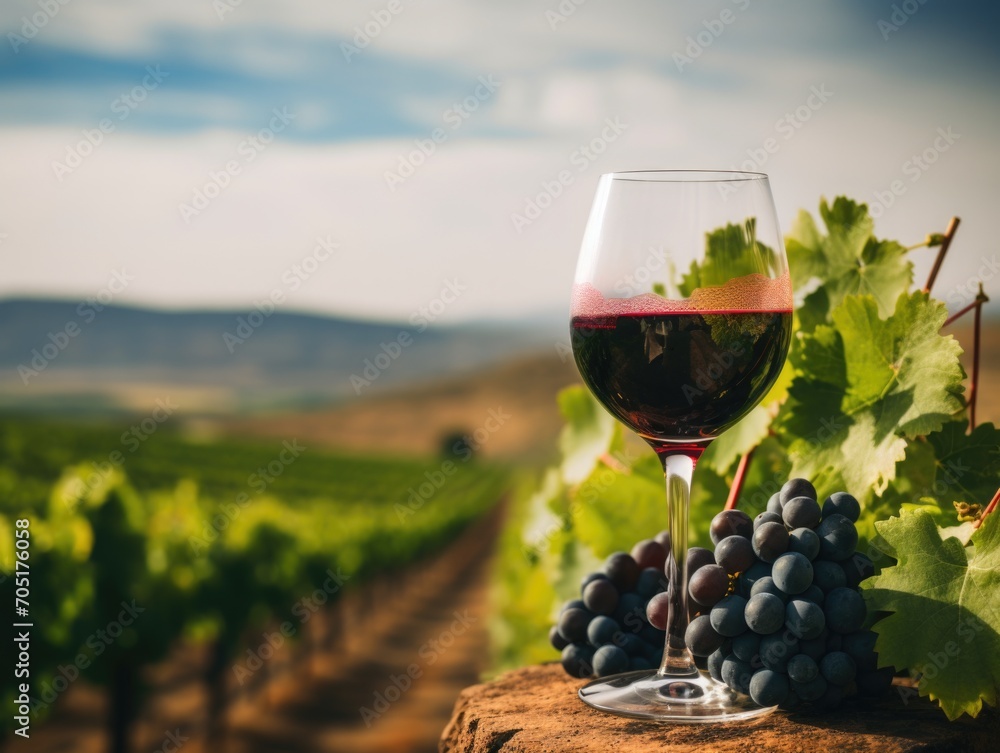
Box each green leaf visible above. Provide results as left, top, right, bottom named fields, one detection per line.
left=701, top=404, right=772, bottom=476
left=863, top=510, right=1000, bottom=720
left=572, top=470, right=664, bottom=557
left=786, top=197, right=913, bottom=330
left=557, top=386, right=623, bottom=484
left=777, top=291, right=965, bottom=497
left=680, top=219, right=773, bottom=295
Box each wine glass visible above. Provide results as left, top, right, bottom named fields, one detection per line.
left=570, top=170, right=792, bottom=722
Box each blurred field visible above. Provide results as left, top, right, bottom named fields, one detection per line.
left=220, top=353, right=583, bottom=463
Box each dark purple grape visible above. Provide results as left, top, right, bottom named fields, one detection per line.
left=785, top=600, right=826, bottom=640
left=580, top=572, right=609, bottom=591
left=820, top=651, right=857, bottom=685
left=587, top=615, right=620, bottom=647
left=722, top=655, right=753, bottom=695
left=645, top=592, right=670, bottom=631
left=788, top=527, right=821, bottom=561
left=822, top=491, right=860, bottom=522
left=741, top=560, right=772, bottom=591
left=710, top=509, right=754, bottom=544
left=766, top=492, right=783, bottom=515
left=782, top=496, right=822, bottom=530
left=760, top=630, right=798, bottom=672
left=840, top=552, right=875, bottom=588
left=780, top=477, right=817, bottom=505
left=750, top=576, right=788, bottom=603
left=631, top=538, right=668, bottom=571
left=815, top=514, right=858, bottom=562
left=615, top=631, right=647, bottom=657
left=842, top=630, right=878, bottom=672
left=824, top=587, right=866, bottom=634
left=560, top=598, right=585, bottom=614
left=689, top=564, right=730, bottom=607
left=787, top=653, right=819, bottom=683
left=583, top=578, right=619, bottom=616
left=549, top=625, right=569, bottom=651
left=686, top=546, right=716, bottom=575
left=613, top=592, right=644, bottom=624
left=754, top=511, right=783, bottom=530
left=654, top=529, right=671, bottom=550
left=604, top=552, right=641, bottom=591
left=750, top=669, right=789, bottom=706
left=707, top=648, right=727, bottom=682
left=731, top=630, right=761, bottom=663
left=791, top=675, right=827, bottom=701
left=593, top=645, right=629, bottom=676
left=635, top=567, right=667, bottom=599
left=771, top=552, right=814, bottom=595
left=561, top=643, right=595, bottom=678
left=716, top=535, right=756, bottom=575
left=745, top=592, right=785, bottom=634
left=752, top=522, right=790, bottom=563
left=813, top=559, right=848, bottom=592
left=710, top=595, right=749, bottom=637
left=686, top=614, right=726, bottom=656
left=629, top=655, right=654, bottom=672
left=558, top=606, right=593, bottom=643
left=800, top=584, right=825, bottom=605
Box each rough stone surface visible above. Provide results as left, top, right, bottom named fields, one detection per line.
left=440, top=664, right=998, bottom=753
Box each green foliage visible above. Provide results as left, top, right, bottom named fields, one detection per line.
left=0, top=417, right=507, bottom=728
left=494, top=195, right=1000, bottom=719
left=863, top=511, right=1000, bottom=720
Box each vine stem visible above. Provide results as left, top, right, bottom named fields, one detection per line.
left=942, top=283, right=988, bottom=432
left=922, top=217, right=960, bottom=294
left=974, top=486, right=1000, bottom=529
left=724, top=446, right=756, bottom=511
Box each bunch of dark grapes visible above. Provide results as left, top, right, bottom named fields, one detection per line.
left=693, top=479, right=893, bottom=708
left=553, top=478, right=894, bottom=710
left=551, top=534, right=673, bottom=679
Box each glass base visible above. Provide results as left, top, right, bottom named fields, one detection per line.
left=579, top=669, right=775, bottom=723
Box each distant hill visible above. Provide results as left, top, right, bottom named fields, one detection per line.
left=0, top=299, right=564, bottom=414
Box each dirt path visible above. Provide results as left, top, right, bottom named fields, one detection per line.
left=4, top=506, right=503, bottom=753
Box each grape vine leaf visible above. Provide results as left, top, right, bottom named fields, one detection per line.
left=557, top=386, right=623, bottom=484
left=863, top=510, right=1000, bottom=720
left=680, top=220, right=772, bottom=294
left=786, top=197, right=913, bottom=330
left=777, top=291, right=965, bottom=496
left=879, top=421, right=1000, bottom=531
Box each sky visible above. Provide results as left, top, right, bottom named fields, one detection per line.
left=0, top=0, right=998, bottom=324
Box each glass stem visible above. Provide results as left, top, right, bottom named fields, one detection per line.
left=658, top=452, right=697, bottom=677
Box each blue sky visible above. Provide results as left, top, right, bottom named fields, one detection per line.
left=0, top=0, right=998, bottom=322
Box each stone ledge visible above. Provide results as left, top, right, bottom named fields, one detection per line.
left=440, top=663, right=997, bottom=753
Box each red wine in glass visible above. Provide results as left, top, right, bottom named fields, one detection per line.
left=570, top=308, right=792, bottom=450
